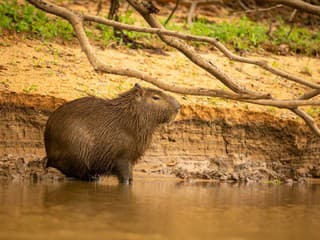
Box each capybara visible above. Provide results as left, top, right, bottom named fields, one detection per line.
left=44, top=84, right=180, bottom=183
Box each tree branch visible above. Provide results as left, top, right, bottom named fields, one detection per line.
left=83, top=14, right=320, bottom=90
left=164, top=0, right=180, bottom=26
left=270, top=0, right=320, bottom=17
left=25, top=0, right=265, bottom=101
left=187, top=1, right=198, bottom=25
left=298, top=89, right=320, bottom=100
left=291, top=108, right=320, bottom=136
left=233, top=4, right=284, bottom=14
left=127, top=0, right=267, bottom=98
left=26, top=0, right=320, bottom=136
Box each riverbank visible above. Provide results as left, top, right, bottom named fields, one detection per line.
left=1, top=91, right=320, bottom=183
left=1, top=1, right=319, bottom=183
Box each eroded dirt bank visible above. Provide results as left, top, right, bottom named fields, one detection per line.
left=1, top=91, right=319, bottom=182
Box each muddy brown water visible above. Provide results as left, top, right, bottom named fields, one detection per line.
left=0, top=179, right=320, bottom=240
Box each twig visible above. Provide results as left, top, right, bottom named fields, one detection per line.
left=289, top=8, right=297, bottom=21
left=186, top=0, right=222, bottom=25
left=164, top=0, right=180, bottom=26
left=291, top=108, right=320, bottom=135
left=233, top=4, right=284, bottom=14
left=187, top=1, right=198, bottom=25
left=238, top=0, right=250, bottom=10
left=298, top=89, right=320, bottom=100
left=96, top=0, right=102, bottom=15
left=270, top=0, right=320, bottom=17
left=287, top=9, right=297, bottom=38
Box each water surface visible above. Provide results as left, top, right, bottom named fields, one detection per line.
left=0, top=179, right=319, bottom=240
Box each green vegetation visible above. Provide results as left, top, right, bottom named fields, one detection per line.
left=266, top=106, right=277, bottom=113
left=95, top=10, right=152, bottom=45
left=299, top=60, right=313, bottom=76
left=306, top=107, right=320, bottom=117
left=189, top=17, right=268, bottom=51
left=208, top=97, right=220, bottom=106
left=263, top=179, right=282, bottom=185
left=1, top=1, right=319, bottom=55
left=23, top=84, right=38, bottom=93
left=271, top=20, right=320, bottom=55
left=188, top=17, right=320, bottom=54
left=0, top=0, right=73, bottom=40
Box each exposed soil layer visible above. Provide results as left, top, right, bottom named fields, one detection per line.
left=1, top=92, right=320, bottom=182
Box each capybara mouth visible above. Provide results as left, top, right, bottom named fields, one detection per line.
left=168, top=111, right=179, bottom=125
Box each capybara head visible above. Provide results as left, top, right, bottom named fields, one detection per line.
left=117, top=83, right=180, bottom=126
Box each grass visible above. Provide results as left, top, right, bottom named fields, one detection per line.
left=188, top=16, right=320, bottom=54
left=189, top=17, right=268, bottom=51
left=306, top=107, right=320, bottom=117
left=0, top=0, right=74, bottom=40
left=1, top=1, right=320, bottom=55
left=263, top=179, right=282, bottom=185
left=266, top=106, right=277, bottom=113
left=23, top=84, right=38, bottom=93
left=271, top=20, right=320, bottom=55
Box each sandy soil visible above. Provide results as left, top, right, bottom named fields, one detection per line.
left=1, top=34, right=319, bottom=118
left=1, top=0, right=320, bottom=121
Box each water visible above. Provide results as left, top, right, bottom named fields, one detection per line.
left=0, top=179, right=320, bottom=240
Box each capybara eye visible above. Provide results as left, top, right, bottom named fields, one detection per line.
left=152, top=95, right=160, bottom=100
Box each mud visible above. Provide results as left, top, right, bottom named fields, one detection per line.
left=0, top=154, right=64, bottom=181
left=1, top=91, right=320, bottom=182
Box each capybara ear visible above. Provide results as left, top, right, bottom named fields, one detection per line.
left=134, top=83, right=145, bottom=98
left=134, top=83, right=141, bottom=89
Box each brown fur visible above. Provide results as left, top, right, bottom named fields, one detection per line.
left=44, top=84, right=180, bottom=182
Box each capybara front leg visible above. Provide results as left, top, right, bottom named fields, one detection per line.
left=115, top=158, right=133, bottom=184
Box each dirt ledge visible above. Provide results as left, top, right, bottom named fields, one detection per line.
left=1, top=91, right=320, bottom=182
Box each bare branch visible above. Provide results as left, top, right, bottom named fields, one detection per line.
left=26, top=0, right=320, bottom=135
left=83, top=14, right=320, bottom=90
left=233, top=4, right=284, bottom=14
left=25, top=0, right=265, bottom=101
left=287, top=8, right=297, bottom=37
left=291, top=108, right=320, bottom=135
left=96, top=0, right=102, bottom=15
left=270, top=0, right=320, bottom=17
left=238, top=0, right=250, bottom=10
left=127, top=0, right=268, bottom=98
left=244, top=99, right=320, bottom=108
left=164, top=0, right=180, bottom=26
left=289, top=8, right=298, bottom=21
left=186, top=0, right=223, bottom=24
left=187, top=1, right=198, bottom=25
left=298, top=89, right=320, bottom=100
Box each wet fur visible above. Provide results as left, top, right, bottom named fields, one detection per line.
left=44, top=85, right=180, bottom=182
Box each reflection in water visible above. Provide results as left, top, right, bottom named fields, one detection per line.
left=0, top=180, right=320, bottom=240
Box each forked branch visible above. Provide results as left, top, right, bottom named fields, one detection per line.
left=25, top=0, right=267, bottom=101
left=26, top=0, right=320, bottom=135
left=83, top=14, right=320, bottom=90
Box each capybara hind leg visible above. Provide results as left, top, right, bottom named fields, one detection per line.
left=115, top=159, right=133, bottom=184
